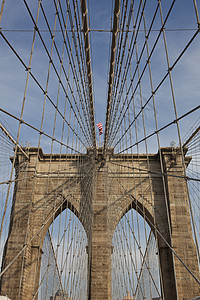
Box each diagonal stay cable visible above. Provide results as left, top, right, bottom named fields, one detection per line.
left=108, top=0, right=148, bottom=142
left=118, top=217, right=161, bottom=296
left=116, top=103, right=200, bottom=153
left=109, top=160, right=200, bottom=183
left=22, top=0, right=92, bottom=146
left=81, top=0, right=96, bottom=147
left=110, top=27, right=199, bottom=149
left=56, top=0, right=94, bottom=143
left=0, top=107, right=86, bottom=154
left=104, top=0, right=121, bottom=150
left=107, top=0, right=170, bottom=146
left=107, top=0, right=150, bottom=143
left=108, top=0, right=134, bottom=142
left=107, top=164, right=200, bottom=286
left=0, top=162, right=94, bottom=280
left=0, top=30, right=90, bottom=149
left=70, top=0, right=94, bottom=140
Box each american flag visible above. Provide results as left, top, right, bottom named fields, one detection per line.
left=96, top=122, right=103, bottom=136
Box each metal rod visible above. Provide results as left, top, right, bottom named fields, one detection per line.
left=104, top=0, right=121, bottom=150
left=81, top=0, right=96, bottom=148
left=183, top=125, right=200, bottom=148
left=0, top=122, right=29, bottom=159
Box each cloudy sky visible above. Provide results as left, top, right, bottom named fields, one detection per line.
left=0, top=0, right=199, bottom=154
left=0, top=1, right=200, bottom=298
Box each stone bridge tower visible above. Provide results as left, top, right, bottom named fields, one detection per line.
left=0, top=147, right=200, bottom=299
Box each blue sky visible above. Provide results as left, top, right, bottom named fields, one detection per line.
left=0, top=2, right=200, bottom=298
left=0, top=0, right=200, bottom=154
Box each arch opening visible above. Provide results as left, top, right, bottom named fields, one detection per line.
left=38, top=208, right=88, bottom=300
left=112, top=208, right=161, bottom=300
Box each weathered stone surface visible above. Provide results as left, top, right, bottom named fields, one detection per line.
left=0, top=147, right=199, bottom=299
